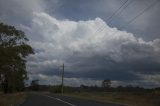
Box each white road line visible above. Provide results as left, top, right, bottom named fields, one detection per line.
left=45, top=95, right=76, bottom=106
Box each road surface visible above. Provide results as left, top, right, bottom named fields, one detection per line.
left=22, top=92, right=126, bottom=106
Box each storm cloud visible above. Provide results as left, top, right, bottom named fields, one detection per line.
left=24, top=12, right=160, bottom=87
left=0, top=0, right=160, bottom=87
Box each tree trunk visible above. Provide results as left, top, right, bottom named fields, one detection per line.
left=2, top=79, right=9, bottom=94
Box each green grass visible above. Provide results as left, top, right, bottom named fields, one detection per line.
left=0, top=92, right=27, bottom=106
left=64, top=91, right=160, bottom=106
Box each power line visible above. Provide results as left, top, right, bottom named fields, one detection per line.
left=94, top=0, right=159, bottom=38
left=93, top=0, right=129, bottom=35
left=109, top=0, right=160, bottom=37
left=123, top=0, right=159, bottom=28
left=95, top=0, right=136, bottom=36
left=107, top=0, right=129, bottom=22
left=107, top=0, right=135, bottom=26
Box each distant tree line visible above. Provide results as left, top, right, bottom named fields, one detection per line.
left=27, top=84, right=160, bottom=93
left=27, top=79, right=160, bottom=93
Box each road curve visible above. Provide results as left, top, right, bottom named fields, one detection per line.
left=21, top=92, right=126, bottom=106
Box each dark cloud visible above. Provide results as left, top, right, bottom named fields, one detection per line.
left=1, top=0, right=160, bottom=87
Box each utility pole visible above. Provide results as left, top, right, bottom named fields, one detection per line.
left=61, top=63, right=64, bottom=94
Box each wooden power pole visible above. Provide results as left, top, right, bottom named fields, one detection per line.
left=61, top=63, right=64, bottom=94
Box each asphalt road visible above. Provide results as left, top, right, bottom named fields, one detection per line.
left=21, top=92, right=126, bottom=106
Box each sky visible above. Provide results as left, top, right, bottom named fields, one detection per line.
left=0, top=0, right=160, bottom=88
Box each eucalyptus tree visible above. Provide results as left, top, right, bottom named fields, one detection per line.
left=0, top=23, right=34, bottom=93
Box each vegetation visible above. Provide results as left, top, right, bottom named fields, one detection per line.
left=0, top=92, right=26, bottom=106
left=0, top=23, right=34, bottom=93
left=101, top=79, right=111, bottom=88
left=65, top=91, right=160, bottom=106
left=30, top=80, right=39, bottom=91
left=27, top=84, right=160, bottom=106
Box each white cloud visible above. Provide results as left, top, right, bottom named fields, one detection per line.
left=25, top=12, right=160, bottom=62
left=22, top=12, right=160, bottom=87
left=1, top=0, right=160, bottom=87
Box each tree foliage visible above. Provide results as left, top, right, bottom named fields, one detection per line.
left=0, top=23, right=34, bottom=93
left=102, top=79, right=111, bottom=88
left=30, top=80, right=39, bottom=91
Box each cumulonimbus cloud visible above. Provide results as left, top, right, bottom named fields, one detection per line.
left=1, top=0, right=160, bottom=88
left=22, top=12, right=160, bottom=87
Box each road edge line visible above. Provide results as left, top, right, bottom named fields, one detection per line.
left=45, top=95, right=76, bottom=106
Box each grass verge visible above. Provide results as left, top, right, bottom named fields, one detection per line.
left=64, top=91, right=160, bottom=106
left=0, top=92, right=27, bottom=106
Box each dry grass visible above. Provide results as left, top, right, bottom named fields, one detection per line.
left=0, top=92, right=27, bottom=106
left=65, top=91, right=160, bottom=106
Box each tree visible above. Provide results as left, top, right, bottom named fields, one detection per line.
left=30, top=80, right=39, bottom=91
left=0, top=23, right=34, bottom=93
left=101, top=79, right=111, bottom=88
